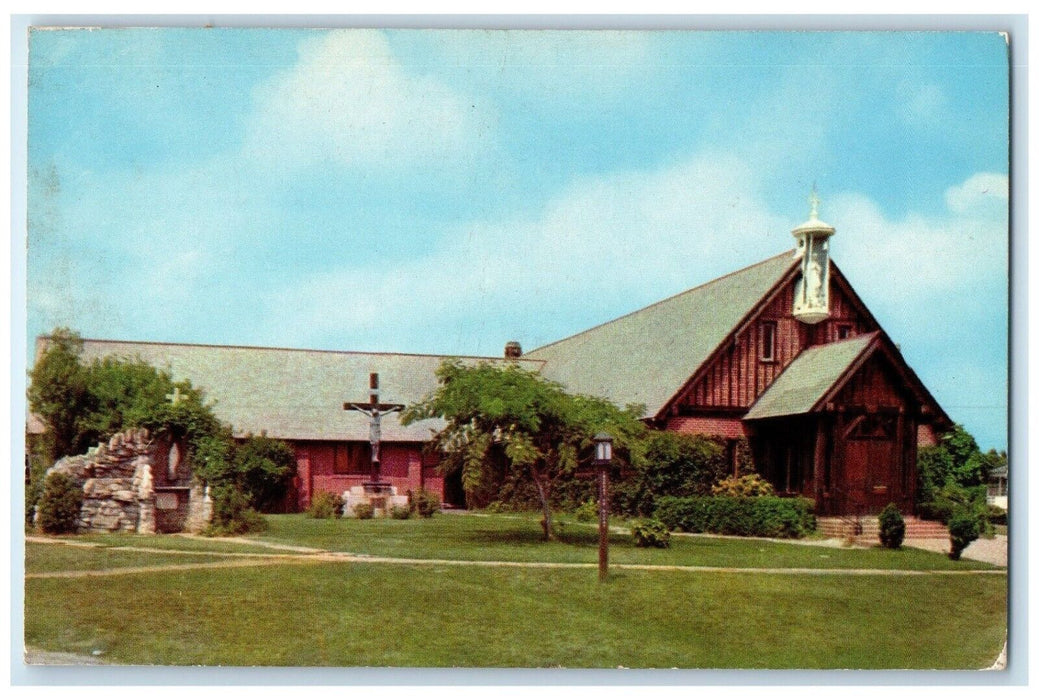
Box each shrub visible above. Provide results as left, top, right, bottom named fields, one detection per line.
left=390, top=504, right=413, bottom=520
left=233, top=434, right=297, bottom=513
left=37, top=472, right=83, bottom=534
left=948, top=513, right=980, bottom=560
left=916, top=499, right=956, bottom=524
left=412, top=489, right=440, bottom=518
left=711, top=474, right=775, bottom=498
left=307, top=491, right=344, bottom=519
left=878, top=503, right=906, bottom=549
left=631, top=518, right=670, bottom=548
left=353, top=502, right=375, bottom=520
left=655, top=495, right=815, bottom=539
left=612, top=432, right=728, bottom=517
left=573, top=499, right=597, bottom=523
left=986, top=505, right=1007, bottom=526
left=205, top=483, right=268, bottom=536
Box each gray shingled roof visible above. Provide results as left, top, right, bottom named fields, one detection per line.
left=64, top=340, right=544, bottom=442
left=524, top=252, right=798, bottom=418
left=744, top=332, right=877, bottom=420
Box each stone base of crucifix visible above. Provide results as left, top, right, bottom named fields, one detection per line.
left=343, top=484, right=409, bottom=517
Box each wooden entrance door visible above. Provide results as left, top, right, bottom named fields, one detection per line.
left=842, top=413, right=900, bottom=514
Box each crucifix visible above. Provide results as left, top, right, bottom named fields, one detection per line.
left=343, top=373, right=404, bottom=486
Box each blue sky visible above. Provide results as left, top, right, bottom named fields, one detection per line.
left=26, top=28, right=1009, bottom=450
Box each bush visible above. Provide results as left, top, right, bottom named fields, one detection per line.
left=631, top=518, right=670, bottom=548
left=412, top=489, right=440, bottom=518
left=612, top=432, right=728, bottom=517
left=307, top=491, right=344, bottom=519
left=986, top=505, right=1007, bottom=526
left=948, top=513, right=980, bottom=560
left=916, top=499, right=956, bottom=524
left=205, top=483, right=268, bottom=536
left=390, top=504, right=413, bottom=520
left=878, top=503, right=906, bottom=549
left=353, top=502, right=375, bottom=520
left=711, top=473, right=775, bottom=498
left=37, top=472, right=83, bottom=534
left=233, top=434, right=297, bottom=513
left=655, top=495, right=815, bottom=539
left=573, top=500, right=597, bottom=523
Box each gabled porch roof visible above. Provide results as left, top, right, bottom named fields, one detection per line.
left=744, top=333, right=877, bottom=420
left=744, top=331, right=949, bottom=427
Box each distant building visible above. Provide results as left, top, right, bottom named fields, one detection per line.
left=31, top=200, right=950, bottom=518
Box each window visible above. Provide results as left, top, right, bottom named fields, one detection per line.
left=837, top=324, right=854, bottom=340
left=848, top=414, right=896, bottom=441
left=333, top=443, right=371, bottom=475
left=760, top=321, right=777, bottom=361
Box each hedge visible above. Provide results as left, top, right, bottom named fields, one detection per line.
left=654, top=495, right=816, bottom=538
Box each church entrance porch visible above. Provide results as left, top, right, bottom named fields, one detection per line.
left=745, top=406, right=916, bottom=518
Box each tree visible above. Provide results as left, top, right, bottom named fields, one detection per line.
left=28, top=328, right=90, bottom=461
left=27, top=328, right=293, bottom=531
left=232, top=433, right=297, bottom=512
left=402, top=360, right=645, bottom=540
left=916, top=424, right=1005, bottom=531
left=615, top=432, right=728, bottom=516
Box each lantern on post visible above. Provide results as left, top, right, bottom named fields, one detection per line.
left=592, top=432, right=613, bottom=582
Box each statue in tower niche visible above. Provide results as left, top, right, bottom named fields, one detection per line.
left=792, top=188, right=835, bottom=325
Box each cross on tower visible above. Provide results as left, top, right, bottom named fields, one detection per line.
left=166, top=387, right=186, bottom=406
left=343, top=373, right=405, bottom=485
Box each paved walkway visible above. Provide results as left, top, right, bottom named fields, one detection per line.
left=904, top=535, right=1007, bottom=566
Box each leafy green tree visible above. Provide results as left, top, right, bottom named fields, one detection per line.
left=27, top=328, right=293, bottom=530
left=402, top=360, right=645, bottom=540
left=28, top=328, right=90, bottom=460
left=916, top=424, right=1005, bottom=533
left=942, top=425, right=982, bottom=485
left=232, top=433, right=297, bottom=512
left=613, top=432, right=727, bottom=516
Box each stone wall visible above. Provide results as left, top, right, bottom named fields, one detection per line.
left=44, top=428, right=213, bottom=534
left=45, top=428, right=164, bottom=534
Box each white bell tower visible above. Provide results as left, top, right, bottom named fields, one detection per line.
left=791, top=187, right=835, bottom=325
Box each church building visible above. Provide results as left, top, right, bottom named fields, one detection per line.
left=34, top=200, right=950, bottom=518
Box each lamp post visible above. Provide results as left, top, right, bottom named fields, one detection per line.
left=593, top=432, right=613, bottom=582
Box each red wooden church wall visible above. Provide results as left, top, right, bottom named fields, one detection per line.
left=289, top=441, right=443, bottom=510
left=676, top=271, right=876, bottom=413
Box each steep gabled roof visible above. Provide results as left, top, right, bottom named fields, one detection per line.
left=744, top=333, right=877, bottom=420
left=524, top=251, right=798, bottom=418
left=744, top=330, right=951, bottom=426
left=56, top=339, right=544, bottom=443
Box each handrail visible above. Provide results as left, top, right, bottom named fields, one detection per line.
left=826, top=485, right=865, bottom=535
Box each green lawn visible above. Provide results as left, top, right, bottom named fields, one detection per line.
left=249, top=513, right=997, bottom=571
left=23, top=512, right=1006, bottom=668
left=25, top=560, right=1006, bottom=668
left=36, top=532, right=285, bottom=555
left=25, top=542, right=230, bottom=574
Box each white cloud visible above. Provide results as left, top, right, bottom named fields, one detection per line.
left=242, top=30, right=497, bottom=171
left=944, top=172, right=1009, bottom=215
left=833, top=173, right=1008, bottom=304
left=263, top=150, right=793, bottom=353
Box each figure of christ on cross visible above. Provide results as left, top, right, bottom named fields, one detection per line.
left=343, top=373, right=405, bottom=489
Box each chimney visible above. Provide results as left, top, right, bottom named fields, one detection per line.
left=504, top=341, right=522, bottom=359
